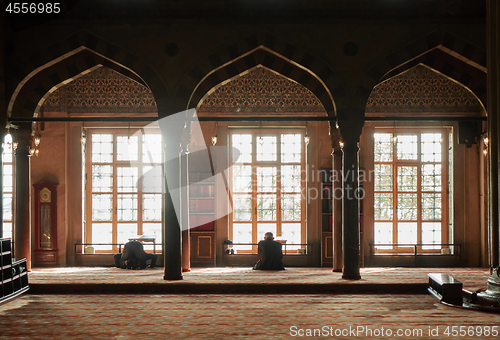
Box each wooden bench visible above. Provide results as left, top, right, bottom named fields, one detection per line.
left=428, top=273, right=463, bottom=305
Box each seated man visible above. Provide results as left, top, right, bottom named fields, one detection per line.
left=253, top=232, right=285, bottom=270
left=114, top=240, right=157, bottom=269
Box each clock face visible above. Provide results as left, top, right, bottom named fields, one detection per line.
left=40, top=187, right=51, bottom=203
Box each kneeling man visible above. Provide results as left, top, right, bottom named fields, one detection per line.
left=253, top=232, right=285, bottom=270
left=114, top=240, right=157, bottom=269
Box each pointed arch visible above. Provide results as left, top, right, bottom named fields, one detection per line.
left=358, top=29, right=487, bottom=109
left=178, top=31, right=343, bottom=117
left=8, top=30, right=169, bottom=118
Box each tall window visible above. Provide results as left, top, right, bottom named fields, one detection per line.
left=2, top=135, right=14, bottom=239
left=373, top=129, right=449, bottom=252
left=86, top=131, right=163, bottom=252
left=230, top=130, right=305, bottom=251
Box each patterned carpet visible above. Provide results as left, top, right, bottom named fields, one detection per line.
left=27, top=267, right=491, bottom=294
left=1, top=267, right=498, bottom=339
left=2, top=294, right=500, bottom=339
left=29, top=267, right=490, bottom=286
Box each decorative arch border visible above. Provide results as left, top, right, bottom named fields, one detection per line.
left=359, top=28, right=487, bottom=108
left=376, top=49, right=486, bottom=110
left=179, top=31, right=344, bottom=117
left=8, top=30, right=168, bottom=118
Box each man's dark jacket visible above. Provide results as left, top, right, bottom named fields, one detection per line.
left=253, top=238, right=285, bottom=270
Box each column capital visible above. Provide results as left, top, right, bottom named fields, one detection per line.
left=336, top=118, right=364, bottom=144
left=330, top=127, right=342, bottom=154
left=13, top=127, right=32, bottom=158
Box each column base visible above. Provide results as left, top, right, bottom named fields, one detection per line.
left=163, top=275, right=183, bottom=280
left=332, top=269, right=342, bottom=273
left=182, top=268, right=191, bottom=272
left=342, top=274, right=361, bottom=280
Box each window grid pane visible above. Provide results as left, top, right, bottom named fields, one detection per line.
left=374, top=193, right=392, bottom=220
left=374, top=164, right=393, bottom=191
left=3, top=193, right=12, bottom=221
left=374, top=133, right=393, bottom=162
left=397, top=193, right=418, bottom=220
left=256, top=167, right=277, bottom=192
left=256, top=136, right=277, bottom=161
left=281, top=223, right=301, bottom=250
left=117, top=194, right=138, bottom=221
left=117, top=167, right=138, bottom=192
left=397, top=222, right=417, bottom=245
left=257, top=194, right=276, bottom=221
left=421, top=164, right=441, bottom=191
left=421, top=133, right=442, bottom=162
left=142, top=165, right=163, bottom=193
left=422, top=222, right=441, bottom=249
left=3, top=223, right=12, bottom=239
left=142, top=134, right=162, bottom=164
left=281, top=134, right=301, bottom=163
left=143, top=194, right=162, bottom=221
left=233, top=165, right=252, bottom=192
left=91, top=134, right=113, bottom=163
left=92, top=223, right=113, bottom=251
left=232, top=134, right=252, bottom=163
left=142, top=223, right=162, bottom=251
left=92, top=165, right=113, bottom=192
left=3, top=164, right=12, bottom=192
left=422, top=193, right=442, bottom=220
left=117, top=223, right=138, bottom=244
left=232, top=194, right=252, bottom=221
left=117, top=136, right=138, bottom=161
left=92, top=194, right=113, bottom=221
left=281, top=194, right=301, bottom=221
left=396, top=135, right=418, bottom=160
left=397, top=166, right=418, bottom=192
left=232, top=223, right=252, bottom=250
left=281, top=165, right=301, bottom=192
left=374, top=222, right=392, bottom=249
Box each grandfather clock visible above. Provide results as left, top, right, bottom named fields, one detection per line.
left=33, top=180, right=58, bottom=265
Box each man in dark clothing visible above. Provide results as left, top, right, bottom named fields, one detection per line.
left=114, top=240, right=157, bottom=269
left=253, top=232, right=285, bottom=270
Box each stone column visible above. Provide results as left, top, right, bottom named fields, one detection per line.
left=338, top=119, right=363, bottom=280
left=487, top=0, right=500, bottom=269
left=331, top=128, right=343, bottom=272
left=181, top=142, right=191, bottom=272
left=14, top=127, right=31, bottom=269
left=160, top=119, right=184, bottom=280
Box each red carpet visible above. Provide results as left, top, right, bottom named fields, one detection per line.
left=26, top=267, right=490, bottom=295
left=2, top=293, right=500, bottom=339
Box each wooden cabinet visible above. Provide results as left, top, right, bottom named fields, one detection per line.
left=33, top=181, right=58, bottom=266
left=190, top=231, right=216, bottom=266
left=1, top=238, right=29, bottom=303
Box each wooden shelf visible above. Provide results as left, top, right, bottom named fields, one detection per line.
left=321, top=169, right=333, bottom=267
left=1, top=238, right=29, bottom=303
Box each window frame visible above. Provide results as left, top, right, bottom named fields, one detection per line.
left=373, top=127, right=450, bottom=254
left=2, top=140, right=14, bottom=239
left=229, top=128, right=306, bottom=253
left=85, top=128, right=163, bottom=253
